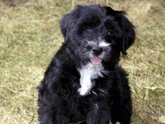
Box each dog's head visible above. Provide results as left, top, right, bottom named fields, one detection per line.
left=60, top=5, right=135, bottom=67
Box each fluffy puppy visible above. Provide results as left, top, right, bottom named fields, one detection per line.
left=38, top=4, right=135, bottom=124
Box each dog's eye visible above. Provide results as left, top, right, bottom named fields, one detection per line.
left=107, top=31, right=113, bottom=37
left=86, top=45, right=92, bottom=51
left=85, top=27, right=91, bottom=31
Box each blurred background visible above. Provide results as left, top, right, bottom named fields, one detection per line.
left=0, top=0, right=164, bottom=124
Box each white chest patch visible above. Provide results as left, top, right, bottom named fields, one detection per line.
left=78, top=63, right=105, bottom=96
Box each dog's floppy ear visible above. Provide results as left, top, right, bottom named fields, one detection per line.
left=119, top=14, right=135, bottom=55
left=60, top=5, right=83, bottom=44
left=104, top=7, right=135, bottom=55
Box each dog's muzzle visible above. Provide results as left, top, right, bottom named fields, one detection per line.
left=90, top=47, right=103, bottom=65
left=86, top=40, right=111, bottom=65
left=93, top=47, right=103, bottom=56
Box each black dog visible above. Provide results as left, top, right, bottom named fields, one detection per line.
left=38, top=4, right=135, bottom=124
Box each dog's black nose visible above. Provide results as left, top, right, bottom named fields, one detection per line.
left=93, top=47, right=103, bottom=56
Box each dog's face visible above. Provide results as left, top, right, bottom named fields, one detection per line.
left=60, top=5, right=135, bottom=67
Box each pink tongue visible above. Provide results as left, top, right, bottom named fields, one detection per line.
left=90, top=57, right=102, bottom=65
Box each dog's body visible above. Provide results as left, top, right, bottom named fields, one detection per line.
left=38, top=5, right=135, bottom=124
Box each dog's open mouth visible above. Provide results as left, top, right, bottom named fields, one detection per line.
left=90, top=57, right=102, bottom=65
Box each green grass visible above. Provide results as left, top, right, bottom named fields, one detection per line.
left=0, top=0, right=165, bottom=124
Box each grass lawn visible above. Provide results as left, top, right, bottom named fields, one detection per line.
left=0, top=0, right=165, bottom=123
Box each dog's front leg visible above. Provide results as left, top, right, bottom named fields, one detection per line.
left=86, top=103, right=110, bottom=124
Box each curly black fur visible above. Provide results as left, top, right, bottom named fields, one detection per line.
left=38, top=4, right=135, bottom=124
